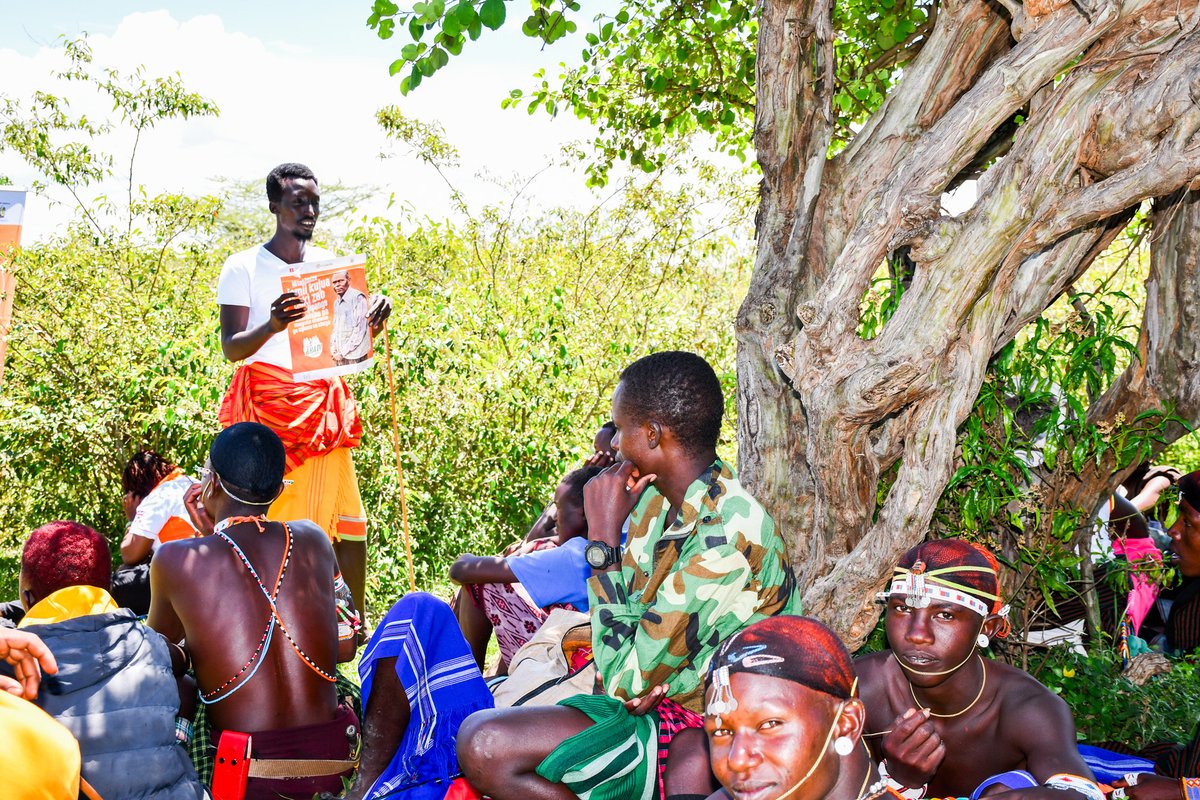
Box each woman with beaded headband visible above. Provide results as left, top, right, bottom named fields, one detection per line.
left=704, top=615, right=893, bottom=800
left=856, top=539, right=1099, bottom=800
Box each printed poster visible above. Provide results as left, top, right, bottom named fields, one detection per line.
left=0, top=188, right=25, bottom=256
left=280, top=254, right=375, bottom=382
left=0, top=188, right=27, bottom=384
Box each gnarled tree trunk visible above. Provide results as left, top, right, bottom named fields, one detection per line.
left=738, top=0, right=1200, bottom=645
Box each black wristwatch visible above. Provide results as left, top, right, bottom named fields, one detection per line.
left=585, top=540, right=622, bottom=570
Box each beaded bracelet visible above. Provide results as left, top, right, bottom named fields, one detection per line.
left=1044, top=773, right=1105, bottom=800
left=1181, top=777, right=1200, bottom=800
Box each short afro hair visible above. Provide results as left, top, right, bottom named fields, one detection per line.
left=23, top=521, right=111, bottom=600
left=122, top=450, right=177, bottom=499
left=618, top=351, right=723, bottom=455
left=266, top=163, right=317, bottom=203
left=559, top=465, right=604, bottom=511
left=210, top=422, right=287, bottom=505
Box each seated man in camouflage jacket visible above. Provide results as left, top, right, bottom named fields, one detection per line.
left=457, top=351, right=801, bottom=800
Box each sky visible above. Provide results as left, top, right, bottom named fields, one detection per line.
left=0, top=2, right=607, bottom=241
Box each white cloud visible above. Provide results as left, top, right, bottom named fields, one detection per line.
left=0, top=10, right=601, bottom=241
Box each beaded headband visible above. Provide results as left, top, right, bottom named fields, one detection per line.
left=876, top=560, right=1009, bottom=622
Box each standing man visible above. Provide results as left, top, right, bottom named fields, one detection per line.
left=217, top=163, right=390, bottom=614
left=330, top=269, right=371, bottom=366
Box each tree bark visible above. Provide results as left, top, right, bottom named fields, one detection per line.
left=740, top=0, right=1200, bottom=645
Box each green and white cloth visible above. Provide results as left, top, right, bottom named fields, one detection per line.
left=535, top=694, right=658, bottom=800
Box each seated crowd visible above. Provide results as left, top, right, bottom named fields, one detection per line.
left=2, top=349, right=1197, bottom=800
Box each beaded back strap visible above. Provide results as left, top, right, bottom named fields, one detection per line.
left=219, top=523, right=336, bottom=684
left=200, top=523, right=292, bottom=703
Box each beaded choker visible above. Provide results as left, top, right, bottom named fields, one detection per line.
left=214, top=515, right=268, bottom=534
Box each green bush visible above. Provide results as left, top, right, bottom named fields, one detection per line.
left=1036, top=646, right=1200, bottom=748
left=0, top=184, right=748, bottom=617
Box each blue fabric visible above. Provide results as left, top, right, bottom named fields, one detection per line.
left=359, top=592, right=494, bottom=800
left=1079, top=744, right=1154, bottom=784
left=508, top=537, right=591, bottom=610
left=971, top=770, right=1037, bottom=800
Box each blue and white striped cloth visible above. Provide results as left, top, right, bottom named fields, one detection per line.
left=359, top=592, right=495, bottom=800
left=1079, top=744, right=1155, bottom=784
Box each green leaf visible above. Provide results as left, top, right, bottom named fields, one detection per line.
left=389, top=58, right=407, bottom=77
left=409, top=16, right=426, bottom=40
left=480, top=0, right=506, bottom=31
left=454, top=2, right=478, bottom=25
left=401, top=43, right=421, bottom=60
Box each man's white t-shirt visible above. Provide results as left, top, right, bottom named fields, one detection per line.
left=216, top=244, right=336, bottom=372
left=129, top=473, right=200, bottom=550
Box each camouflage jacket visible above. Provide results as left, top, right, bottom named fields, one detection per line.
left=588, top=458, right=800, bottom=713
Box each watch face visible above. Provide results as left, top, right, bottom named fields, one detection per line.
left=586, top=543, right=610, bottom=568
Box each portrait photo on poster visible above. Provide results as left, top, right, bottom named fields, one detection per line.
left=280, top=254, right=375, bottom=382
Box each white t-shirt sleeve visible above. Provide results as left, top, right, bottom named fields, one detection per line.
left=127, top=486, right=177, bottom=543
left=216, top=251, right=253, bottom=307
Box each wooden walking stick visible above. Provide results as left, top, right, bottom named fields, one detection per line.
left=382, top=326, right=417, bottom=593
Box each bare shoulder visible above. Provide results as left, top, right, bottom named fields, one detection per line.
left=853, top=651, right=897, bottom=700
left=152, top=537, right=203, bottom=570
left=284, top=520, right=336, bottom=553
left=990, top=659, right=1072, bottom=719
left=150, top=536, right=225, bottom=593
left=854, top=649, right=894, bottom=679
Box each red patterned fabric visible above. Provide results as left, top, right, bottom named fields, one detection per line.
left=708, top=615, right=856, bottom=699
left=654, top=698, right=704, bottom=796
left=465, top=539, right=578, bottom=665
left=898, top=539, right=1003, bottom=615
left=218, top=362, right=361, bottom=472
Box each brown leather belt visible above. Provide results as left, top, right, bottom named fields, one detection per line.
left=247, top=757, right=358, bottom=779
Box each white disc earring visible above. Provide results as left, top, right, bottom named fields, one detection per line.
left=976, top=633, right=990, bottom=649
left=833, top=736, right=854, bottom=756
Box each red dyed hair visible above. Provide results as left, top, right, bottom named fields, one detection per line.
left=22, top=521, right=111, bottom=600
